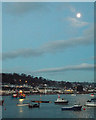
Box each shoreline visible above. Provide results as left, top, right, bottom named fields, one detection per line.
left=1, top=91, right=96, bottom=96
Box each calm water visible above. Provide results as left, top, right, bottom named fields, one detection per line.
left=1, top=94, right=95, bottom=118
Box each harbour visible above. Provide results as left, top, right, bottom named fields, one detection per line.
left=2, top=94, right=95, bottom=118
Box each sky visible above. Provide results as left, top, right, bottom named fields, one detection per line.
left=2, top=2, right=95, bottom=82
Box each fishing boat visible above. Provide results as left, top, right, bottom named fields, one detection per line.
left=28, top=103, right=40, bottom=108
left=31, top=100, right=51, bottom=103
left=19, top=95, right=26, bottom=99
left=61, top=104, right=82, bottom=111
left=85, top=97, right=96, bottom=107
left=54, top=95, right=68, bottom=104
left=12, top=90, right=26, bottom=99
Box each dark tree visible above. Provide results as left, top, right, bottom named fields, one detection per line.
left=77, top=85, right=83, bottom=92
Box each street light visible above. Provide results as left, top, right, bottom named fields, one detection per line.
left=19, top=79, right=21, bottom=82
left=25, top=81, right=27, bottom=83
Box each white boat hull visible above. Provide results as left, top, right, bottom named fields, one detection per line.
left=54, top=98, right=68, bottom=104
left=71, top=94, right=76, bottom=96
left=85, top=102, right=96, bottom=107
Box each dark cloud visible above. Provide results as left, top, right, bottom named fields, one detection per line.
left=33, top=63, right=95, bottom=73
left=40, top=25, right=93, bottom=52
left=2, top=48, right=43, bottom=60
left=2, top=26, right=93, bottom=60
left=3, top=2, right=75, bottom=15
left=3, top=2, right=46, bottom=15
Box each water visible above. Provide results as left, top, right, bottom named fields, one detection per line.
left=2, top=94, right=95, bottom=118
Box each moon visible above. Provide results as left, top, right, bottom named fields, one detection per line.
left=76, top=13, right=81, bottom=18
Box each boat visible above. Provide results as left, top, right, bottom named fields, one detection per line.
left=31, top=100, right=51, bottom=103
left=61, top=104, right=82, bottom=111
left=28, top=103, right=40, bottom=108
left=54, top=95, right=68, bottom=104
left=12, top=93, right=18, bottom=98
left=71, top=94, right=76, bottom=96
left=54, top=98, right=68, bottom=104
left=19, top=95, right=26, bottom=99
left=85, top=97, right=96, bottom=107
left=12, top=90, right=26, bottom=99
left=90, top=94, right=94, bottom=97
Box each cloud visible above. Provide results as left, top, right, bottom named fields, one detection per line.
left=40, top=25, right=93, bottom=52
left=68, top=17, right=89, bottom=27
left=2, top=48, right=43, bottom=60
left=3, top=2, right=45, bottom=15
left=2, top=63, right=95, bottom=75
left=33, top=63, right=95, bottom=73
left=3, top=2, right=76, bottom=16
left=80, top=56, right=96, bottom=62
left=41, top=35, right=92, bottom=52
left=2, top=25, right=93, bottom=60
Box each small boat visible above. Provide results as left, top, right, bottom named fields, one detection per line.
left=16, top=103, right=29, bottom=106
left=54, top=95, right=68, bottom=104
left=61, top=104, right=82, bottom=111
left=85, top=98, right=96, bottom=107
left=12, top=94, right=18, bottom=98
left=12, top=90, right=26, bottom=99
left=90, top=94, right=94, bottom=97
left=31, top=100, right=51, bottom=103
left=28, top=103, right=40, bottom=108
left=19, top=95, right=26, bottom=99
left=71, top=94, right=76, bottom=96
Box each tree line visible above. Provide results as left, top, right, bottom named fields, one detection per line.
left=1, top=73, right=73, bottom=88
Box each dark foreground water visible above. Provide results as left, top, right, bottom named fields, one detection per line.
left=1, top=94, right=95, bottom=118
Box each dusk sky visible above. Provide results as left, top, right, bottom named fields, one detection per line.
left=2, top=2, right=94, bottom=82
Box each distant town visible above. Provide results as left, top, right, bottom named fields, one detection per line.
left=0, top=73, right=96, bottom=95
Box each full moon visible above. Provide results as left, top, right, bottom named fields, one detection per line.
left=76, top=13, right=81, bottom=18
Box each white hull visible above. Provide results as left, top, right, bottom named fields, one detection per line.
left=71, top=94, right=76, bottom=96
left=85, top=102, right=96, bottom=107
left=55, top=98, right=68, bottom=104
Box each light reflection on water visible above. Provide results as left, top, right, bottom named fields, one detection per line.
left=19, top=99, right=24, bottom=102
left=19, top=107, right=23, bottom=113
left=2, top=94, right=95, bottom=118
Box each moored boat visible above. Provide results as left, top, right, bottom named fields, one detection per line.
left=19, top=94, right=26, bottom=99
left=61, top=104, right=82, bottom=111
left=31, top=100, right=51, bottom=103
left=85, top=97, right=96, bottom=107
left=28, top=103, right=40, bottom=108
left=90, top=94, right=94, bottom=97
left=54, top=95, right=68, bottom=104
left=12, top=90, right=26, bottom=99
left=12, top=93, right=18, bottom=98
left=71, top=94, right=76, bottom=96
